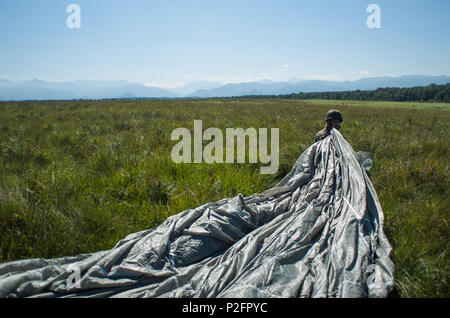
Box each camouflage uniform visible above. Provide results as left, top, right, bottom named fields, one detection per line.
left=314, top=127, right=332, bottom=143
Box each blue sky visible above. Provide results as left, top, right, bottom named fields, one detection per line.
left=0, top=0, right=449, bottom=88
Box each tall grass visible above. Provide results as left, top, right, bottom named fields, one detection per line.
left=0, top=98, right=448, bottom=297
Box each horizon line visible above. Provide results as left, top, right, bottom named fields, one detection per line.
left=1, top=73, right=450, bottom=90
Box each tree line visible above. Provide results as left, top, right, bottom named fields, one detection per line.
left=240, top=83, right=450, bottom=103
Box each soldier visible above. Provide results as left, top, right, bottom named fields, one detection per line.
left=314, top=109, right=343, bottom=143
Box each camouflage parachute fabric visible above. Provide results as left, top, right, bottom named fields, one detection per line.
left=0, top=129, right=395, bottom=298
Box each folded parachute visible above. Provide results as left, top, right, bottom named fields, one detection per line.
left=0, top=129, right=395, bottom=298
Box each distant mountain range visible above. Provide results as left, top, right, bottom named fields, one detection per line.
left=0, top=79, right=181, bottom=100
left=0, top=75, right=449, bottom=101
left=186, top=75, right=450, bottom=98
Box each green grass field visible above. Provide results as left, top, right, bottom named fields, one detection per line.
left=0, top=98, right=448, bottom=297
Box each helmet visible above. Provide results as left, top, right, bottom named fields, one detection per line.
left=325, top=109, right=343, bottom=122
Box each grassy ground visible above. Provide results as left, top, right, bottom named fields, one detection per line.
left=283, top=98, right=450, bottom=110
left=0, top=98, right=448, bottom=297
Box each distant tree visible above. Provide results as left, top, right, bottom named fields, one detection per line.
left=274, top=83, right=450, bottom=102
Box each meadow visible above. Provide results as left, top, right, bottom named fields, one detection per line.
left=0, top=98, right=448, bottom=297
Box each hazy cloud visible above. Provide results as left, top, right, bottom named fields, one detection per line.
left=276, top=64, right=289, bottom=72
left=306, top=73, right=342, bottom=81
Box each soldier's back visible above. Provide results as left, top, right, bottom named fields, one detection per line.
left=314, top=128, right=330, bottom=143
